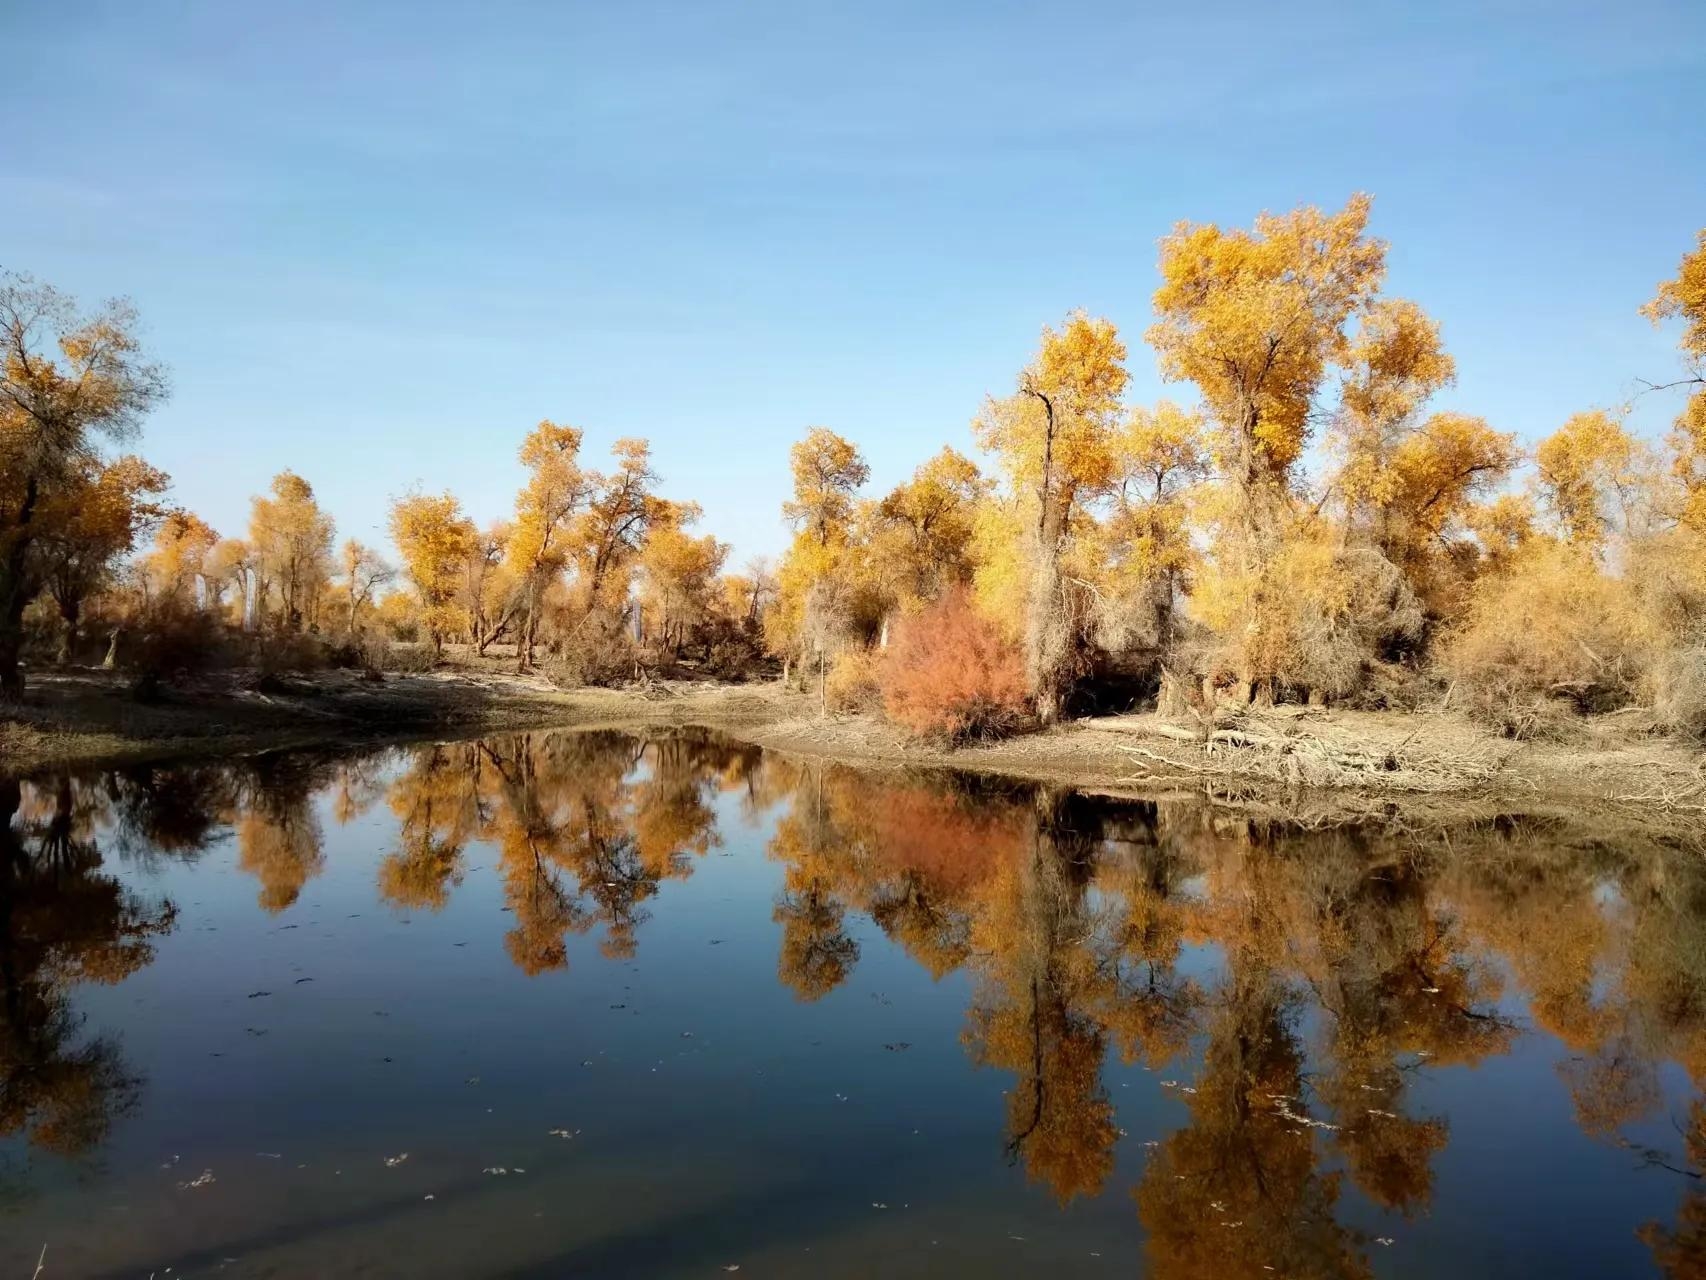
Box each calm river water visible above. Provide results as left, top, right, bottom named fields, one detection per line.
left=2, top=727, right=1702, bottom=1277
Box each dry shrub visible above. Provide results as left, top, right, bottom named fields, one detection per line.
left=824, top=648, right=881, bottom=712
left=1347, top=659, right=1435, bottom=712
left=1650, top=646, right=1706, bottom=741
left=878, top=589, right=1029, bottom=743
left=253, top=630, right=330, bottom=675
left=705, top=635, right=763, bottom=680
left=552, top=609, right=636, bottom=687
left=700, top=617, right=766, bottom=680
left=1194, top=535, right=1423, bottom=700
left=1625, top=530, right=1706, bottom=740
left=1271, top=545, right=1424, bottom=698
left=376, top=592, right=422, bottom=643
left=125, top=603, right=232, bottom=688
left=1626, top=528, right=1706, bottom=639
left=1440, top=541, right=1639, bottom=736
left=373, top=641, right=437, bottom=674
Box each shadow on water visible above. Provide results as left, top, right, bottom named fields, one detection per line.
left=6, top=725, right=1706, bottom=1275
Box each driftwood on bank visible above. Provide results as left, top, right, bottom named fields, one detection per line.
left=1112, top=707, right=1519, bottom=795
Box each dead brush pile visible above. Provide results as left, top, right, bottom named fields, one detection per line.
left=1116, top=707, right=1515, bottom=794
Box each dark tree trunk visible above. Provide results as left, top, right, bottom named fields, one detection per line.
left=0, top=624, right=23, bottom=703
left=0, top=475, right=41, bottom=704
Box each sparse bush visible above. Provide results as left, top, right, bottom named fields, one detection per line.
left=878, top=589, right=1029, bottom=743
left=824, top=648, right=881, bottom=712
left=552, top=609, right=637, bottom=687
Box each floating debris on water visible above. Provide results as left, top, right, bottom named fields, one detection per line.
left=385, top=1153, right=409, bottom=1167
left=1273, top=1098, right=1340, bottom=1131
left=178, top=1170, right=216, bottom=1190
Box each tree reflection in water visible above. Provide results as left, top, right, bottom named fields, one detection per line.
left=7, top=730, right=1706, bottom=1273
left=0, top=775, right=174, bottom=1179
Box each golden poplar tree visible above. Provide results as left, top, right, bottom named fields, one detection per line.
left=143, top=510, right=220, bottom=606
left=1643, top=228, right=1706, bottom=532
left=974, top=311, right=1129, bottom=721
left=768, top=427, right=870, bottom=674
left=507, top=420, right=586, bottom=670
left=247, top=471, right=335, bottom=631
left=1532, top=410, right=1644, bottom=552
left=31, top=454, right=169, bottom=662
left=0, top=273, right=166, bottom=699
left=1149, top=195, right=1385, bottom=533
left=389, top=491, right=475, bottom=654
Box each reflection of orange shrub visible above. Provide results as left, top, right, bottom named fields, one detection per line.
left=867, top=784, right=1022, bottom=894
left=879, top=590, right=1028, bottom=742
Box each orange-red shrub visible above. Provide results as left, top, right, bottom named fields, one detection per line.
left=879, top=590, right=1029, bottom=743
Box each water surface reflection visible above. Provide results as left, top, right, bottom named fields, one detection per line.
left=3, top=729, right=1705, bottom=1276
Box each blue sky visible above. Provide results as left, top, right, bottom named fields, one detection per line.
left=4, top=0, right=1703, bottom=562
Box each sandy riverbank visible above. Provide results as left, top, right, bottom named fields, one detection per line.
left=4, top=667, right=1702, bottom=832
